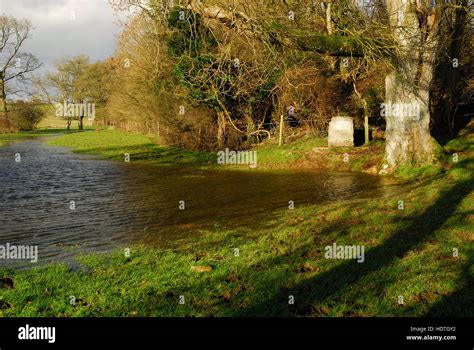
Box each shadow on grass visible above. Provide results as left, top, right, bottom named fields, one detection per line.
left=424, top=249, right=474, bottom=317
left=119, top=170, right=471, bottom=317
left=230, top=173, right=473, bottom=316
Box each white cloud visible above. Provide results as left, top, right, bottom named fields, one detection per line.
left=0, top=0, right=127, bottom=71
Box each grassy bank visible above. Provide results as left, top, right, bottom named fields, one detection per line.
left=46, top=128, right=387, bottom=173
left=0, top=129, right=76, bottom=146
left=255, top=136, right=387, bottom=174
left=44, top=128, right=450, bottom=178
left=47, top=129, right=217, bottom=166
left=0, top=125, right=472, bottom=317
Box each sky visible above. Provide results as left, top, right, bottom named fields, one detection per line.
left=0, top=0, right=128, bottom=72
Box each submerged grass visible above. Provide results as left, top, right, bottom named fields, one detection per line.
left=0, top=125, right=472, bottom=317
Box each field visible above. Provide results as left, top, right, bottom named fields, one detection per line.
left=0, top=124, right=472, bottom=317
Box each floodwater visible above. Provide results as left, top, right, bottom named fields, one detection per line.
left=0, top=138, right=400, bottom=267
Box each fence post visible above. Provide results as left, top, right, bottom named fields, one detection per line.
left=279, top=114, right=284, bottom=146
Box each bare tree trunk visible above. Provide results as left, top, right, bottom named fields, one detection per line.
left=384, top=0, right=439, bottom=169
left=0, top=77, right=10, bottom=132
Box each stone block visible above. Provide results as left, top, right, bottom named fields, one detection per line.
left=328, top=116, right=354, bottom=147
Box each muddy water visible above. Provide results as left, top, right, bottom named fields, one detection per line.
left=0, top=138, right=399, bottom=267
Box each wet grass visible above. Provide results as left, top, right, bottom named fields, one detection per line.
left=0, top=125, right=472, bottom=317
left=253, top=135, right=328, bottom=168
left=297, top=140, right=387, bottom=174
left=232, top=135, right=386, bottom=173
left=45, top=128, right=383, bottom=173
left=18, top=126, right=414, bottom=182
left=3, top=127, right=464, bottom=180
left=46, top=129, right=326, bottom=170
left=47, top=129, right=217, bottom=166
left=0, top=129, right=77, bottom=146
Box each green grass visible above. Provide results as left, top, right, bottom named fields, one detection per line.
left=303, top=140, right=386, bottom=174
left=445, top=136, right=474, bottom=153
left=395, top=164, right=445, bottom=180
left=1, top=124, right=472, bottom=317
left=36, top=104, right=94, bottom=129
left=220, top=135, right=385, bottom=173
left=47, top=129, right=217, bottom=166
left=1, top=126, right=472, bottom=317
left=45, top=129, right=385, bottom=173
left=0, top=129, right=78, bottom=146
left=256, top=136, right=386, bottom=174
left=253, top=135, right=328, bottom=168
left=1, top=126, right=386, bottom=176
left=46, top=130, right=330, bottom=170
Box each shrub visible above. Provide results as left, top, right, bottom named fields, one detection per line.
left=10, top=102, right=45, bottom=131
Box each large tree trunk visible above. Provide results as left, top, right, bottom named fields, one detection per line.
left=385, top=72, right=435, bottom=166
left=384, top=0, right=439, bottom=169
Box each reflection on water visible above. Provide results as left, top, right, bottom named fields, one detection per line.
left=0, top=139, right=400, bottom=267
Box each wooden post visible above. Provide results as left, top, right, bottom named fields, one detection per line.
left=326, top=2, right=333, bottom=35
left=364, top=112, right=369, bottom=146
left=279, top=114, right=284, bottom=146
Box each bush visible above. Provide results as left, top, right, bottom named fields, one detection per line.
left=10, top=102, right=45, bottom=131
